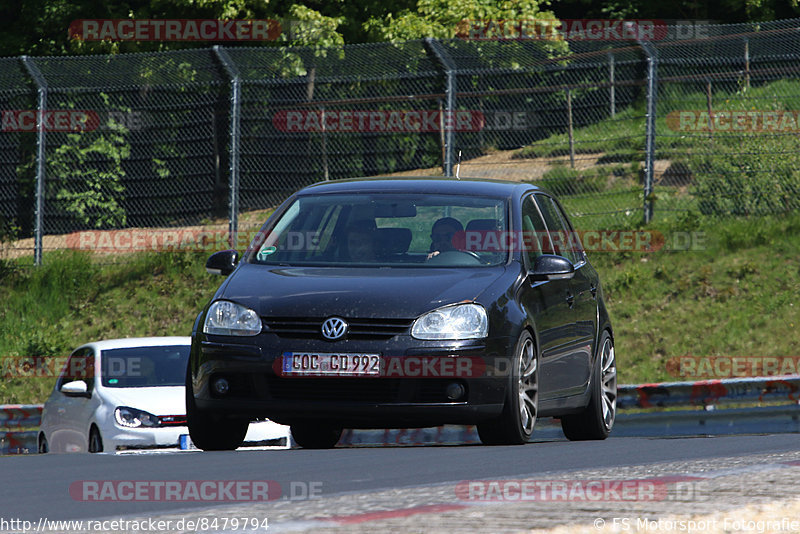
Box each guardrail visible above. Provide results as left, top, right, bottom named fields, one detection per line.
left=617, top=376, right=800, bottom=409
left=338, top=377, right=800, bottom=446
left=0, top=405, right=43, bottom=455
left=5, top=377, right=800, bottom=453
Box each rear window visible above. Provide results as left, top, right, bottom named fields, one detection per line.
left=249, top=193, right=509, bottom=267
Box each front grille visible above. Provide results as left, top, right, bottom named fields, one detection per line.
left=158, top=415, right=187, bottom=426
left=262, top=317, right=413, bottom=340
left=265, top=376, right=466, bottom=403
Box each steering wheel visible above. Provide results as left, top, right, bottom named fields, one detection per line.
left=426, top=250, right=483, bottom=265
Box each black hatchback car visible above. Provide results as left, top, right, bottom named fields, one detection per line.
left=187, top=177, right=616, bottom=449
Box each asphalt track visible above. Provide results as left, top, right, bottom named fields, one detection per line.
left=3, top=434, right=800, bottom=523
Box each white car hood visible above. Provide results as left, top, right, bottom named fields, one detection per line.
left=99, top=386, right=185, bottom=416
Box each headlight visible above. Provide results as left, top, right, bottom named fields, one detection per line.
left=114, top=406, right=160, bottom=428
left=203, top=300, right=261, bottom=336
left=411, top=303, right=488, bottom=340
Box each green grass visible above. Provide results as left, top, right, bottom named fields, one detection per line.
left=513, top=78, right=800, bottom=166
left=2, top=211, right=800, bottom=403
left=0, top=251, right=220, bottom=404
left=590, top=212, right=800, bottom=383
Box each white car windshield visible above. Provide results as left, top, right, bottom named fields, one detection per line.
left=249, top=193, right=509, bottom=267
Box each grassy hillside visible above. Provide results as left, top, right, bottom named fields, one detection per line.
left=589, top=213, right=800, bottom=382
left=1, top=211, right=799, bottom=404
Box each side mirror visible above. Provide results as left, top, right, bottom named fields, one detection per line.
left=206, top=250, right=239, bottom=276
left=61, top=380, right=90, bottom=398
left=530, top=254, right=575, bottom=282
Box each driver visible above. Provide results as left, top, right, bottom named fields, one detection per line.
left=344, top=222, right=378, bottom=262
left=427, top=217, right=463, bottom=260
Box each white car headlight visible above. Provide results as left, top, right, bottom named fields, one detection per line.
left=411, top=303, right=488, bottom=340
left=115, top=406, right=160, bottom=428
left=203, top=300, right=262, bottom=336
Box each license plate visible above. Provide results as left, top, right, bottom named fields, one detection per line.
left=281, top=352, right=381, bottom=376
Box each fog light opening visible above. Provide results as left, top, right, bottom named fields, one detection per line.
left=213, top=377, right=230, bottom=396
left=446, top=382, right=465, bottom=401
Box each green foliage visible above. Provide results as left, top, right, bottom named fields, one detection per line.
left=48, top=129, right=129, bottom=228
left=548, top=0, right=800, bottom=26
left=280, top=4, right=345, bottom=49
left=364, top=0, right=557, bottom=41
left=690, top=136, right=800, bottom=217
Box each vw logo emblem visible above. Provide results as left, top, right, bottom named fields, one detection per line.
left=321, top=317, right=348, bottom=340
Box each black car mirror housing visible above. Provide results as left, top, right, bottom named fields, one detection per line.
left=206, top=250, right=240, bottom=276
left=530, top=254, right=575, bottom=282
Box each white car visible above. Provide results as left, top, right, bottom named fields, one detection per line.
left=39, top=337, right=289, bottom=453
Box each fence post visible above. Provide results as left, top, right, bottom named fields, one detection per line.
left=743, top=37, right=750, bottom=89
left=609, top=53, right=616, bottom=118
left=424, top=38, right=457, bottom=177
left=212, top=46, right=241, bottom=248
left=20, top=56, right=47, bottom=266
left=706, top=80, right=714, bottom=142
left=321, top=106, right=329, bottom=181
left=566, top=89, right=575, bottom=168
left=639, top=40, right=658, bottom=224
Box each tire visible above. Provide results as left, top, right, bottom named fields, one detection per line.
left=477, top=331, right=538, bottom=445
left=561, top=330, right=617, bottom=441
left=290, top=423, right=342, bottom=449
left=88, top=426, right=103, bottom=453
left=185, top=366, right=248, bottom=451
left=38, top=433, right=48, bottom=454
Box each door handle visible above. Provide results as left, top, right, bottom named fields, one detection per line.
left=590, top=284, right=597, bottom=298
left=566, top=292, right=575, bottom=308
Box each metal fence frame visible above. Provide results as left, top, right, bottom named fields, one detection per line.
left=3, top=19, right=800, bottom=264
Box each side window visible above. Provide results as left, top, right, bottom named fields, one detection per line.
left=552, top=198, right=585, bottom=264
left=534, top=194, right=580, bottom=264
left=58, top=348, right=94, bottom=391
left=520, top=195, right=548, bottom=267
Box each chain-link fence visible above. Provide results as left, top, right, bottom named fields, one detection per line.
left=2, top=19, right=800, bottom=263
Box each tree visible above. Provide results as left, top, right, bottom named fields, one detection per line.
left=363, top=0, right=557, bottom=41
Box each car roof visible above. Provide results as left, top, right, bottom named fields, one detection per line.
left=297, top=176, right=539, bottom=198
left=78, top=337, right=191, bottom=353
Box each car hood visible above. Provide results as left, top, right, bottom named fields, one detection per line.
left=219, top=263, right=509, bottom=318
left=99, top=386, right=185, bottom=416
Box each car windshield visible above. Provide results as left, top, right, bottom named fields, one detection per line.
left=100, top=345, right=189, bottom=388
left=249, top=193, right=509, bottom=267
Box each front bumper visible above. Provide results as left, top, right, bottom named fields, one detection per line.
left=106, top=426, right=186, bottom=451
left=190, top=333, right=514, bottom=428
